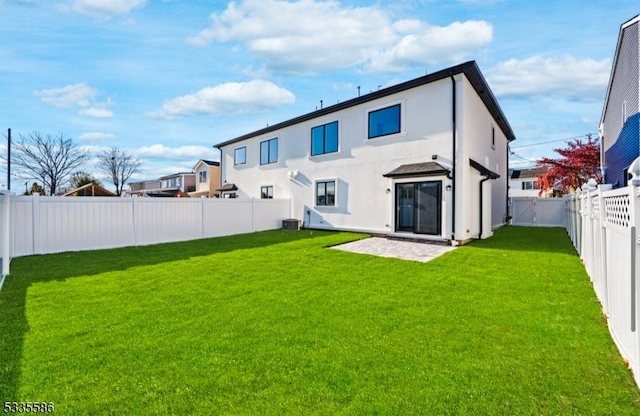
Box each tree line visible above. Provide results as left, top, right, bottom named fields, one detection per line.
left=7, top=131, right=141, bottom=196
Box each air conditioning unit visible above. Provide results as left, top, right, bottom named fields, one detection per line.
left=282, top=219, right=300, bottom=231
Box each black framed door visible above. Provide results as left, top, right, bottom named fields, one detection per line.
left=395, top=181, right=442, bottom=235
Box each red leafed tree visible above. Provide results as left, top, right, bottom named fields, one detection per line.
left=536, top=134, right=601, bottom=195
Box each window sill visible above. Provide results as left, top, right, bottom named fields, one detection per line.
left=364, top=131, right=406, bottom=144
left=259, top=162, right=283, bottom=170
left=314, top=205, right=339, bottom=210
left=308, top=151, right=342, bottom=161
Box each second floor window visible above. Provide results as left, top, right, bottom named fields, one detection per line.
left=260, top=138, right=278, bottom=165
left=368, top=104, right=401, bottom=139
left=162, top=177, right=181, bottom=188
left=311, top=121, right=339, bottom=156
left=234, top=147, right=246, bottom=165
left=198, top=171, right=207, bottom=183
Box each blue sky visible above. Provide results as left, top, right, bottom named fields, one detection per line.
left=1, top=0, right=638, bottom=191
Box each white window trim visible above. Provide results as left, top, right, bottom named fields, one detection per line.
left=314, top=178, right=339, bottom=209
left=364, top=100, right=406, bottom=143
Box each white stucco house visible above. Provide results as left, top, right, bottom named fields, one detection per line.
left=214, top=61, right=515, bottom=244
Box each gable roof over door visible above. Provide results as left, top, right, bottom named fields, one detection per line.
left=214, top=61, right=515, bottom=149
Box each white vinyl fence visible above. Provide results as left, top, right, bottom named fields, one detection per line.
left=566, top=178, right=640, bottom=387
left=510, top=197, right=565, bottom=227
left=0, top=194, right=291, bottom=277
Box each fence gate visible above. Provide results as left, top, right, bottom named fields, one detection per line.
left=510, top=197, right=565, bottom=227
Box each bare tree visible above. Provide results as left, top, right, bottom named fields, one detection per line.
left=8, top=131, right=90, bottom=195
left=96, top=147, right=141, bottom=196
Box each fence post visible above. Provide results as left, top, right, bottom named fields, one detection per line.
left=132, top=195, right=138, bottom=246
left=200, top=196, right=205, bottom=238
left=32, top=193, right=40, bottom=255
left=598, top=184, right=612, bottom=314
left=628, top=158, right=640, bottom=384
left=1, top=191, right=10, bottom=281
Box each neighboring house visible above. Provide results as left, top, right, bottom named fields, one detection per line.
left=215, top=61, right=515, bottom=244
left=189, top=160, right=221, bottom=198
left=158, top=172, right=196, bottom=197
left=128, top=172, right=196, bottom=197
left=509, top=167, right=546, bottom=197
left=62, top=183, right=116, bottom=197
left=129, top=179, right=162, bottom=196
left=600, top=14, right=640, bottom=187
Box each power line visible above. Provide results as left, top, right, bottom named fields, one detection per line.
left=509, top=133, right=598, bottom=150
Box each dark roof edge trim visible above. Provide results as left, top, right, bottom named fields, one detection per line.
left=215, top=61, right=515, bottom=149
left=470, top=159, right=500, bottom=179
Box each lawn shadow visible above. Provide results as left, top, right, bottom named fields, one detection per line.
left=0, top=229, right=338, bottom=401
left=466, top=226, right=578, bottom=256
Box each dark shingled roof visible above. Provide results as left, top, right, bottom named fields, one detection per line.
left=383, top=162, right=450, bottom=178
left=217, top=183, right=238, bottom=192
left=201, top=160, right=220, bottom=166
left=214, top=61, right=515, bottom=149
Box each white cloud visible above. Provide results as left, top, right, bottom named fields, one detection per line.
left=486, top=56, right=611, bottom=101
left=148, top=79, right=295, bottom=119
left=78, top=132, right=116, bottom=141
left=64, top=0, right=146, bottom=17
left=34, top=83, right=114, bottom=117
left=34, top=83, right=96, bottom=107
left=79, top=107, right=114, bottom=118
left=133, top=144, right=219, bottom=161
left=187, top=0, right=492, bottom=73
left=368, top=20, right=492, bottom=72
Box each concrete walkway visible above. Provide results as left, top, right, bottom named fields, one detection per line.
left=331, top=237, right=456, bottom=263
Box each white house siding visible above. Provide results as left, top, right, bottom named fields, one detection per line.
left=509, top=180, right=541, bottom=198
left=600, top=16, right=640, bottom=187
left=223, top=79, right=455, bottom=236
left=218, top=63, right=514, bottom=243
left=458, top=76, right=509, bottom=238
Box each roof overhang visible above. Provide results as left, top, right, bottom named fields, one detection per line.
left=217, top=183, right=238, bottom=192
left=383, top=162, right=450, bottom=178
left=470, top=159, right=500, bottom=179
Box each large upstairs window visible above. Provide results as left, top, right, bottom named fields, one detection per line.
left=260, top=138, right=278, bottom=165
left=234, top=147, right=246, bottom=165
left=311, top=121, right=339, bottom=156
left=368, top=104, right=401, bottom=139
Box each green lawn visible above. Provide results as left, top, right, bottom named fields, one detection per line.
left=1, top=227, right=639, bottom=415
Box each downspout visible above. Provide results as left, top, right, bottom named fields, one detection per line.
left=450, top=75, right=456, bottom=241
left=506, top=144, right=510, bottom=223
left=479, top=175, right=491, bottom=239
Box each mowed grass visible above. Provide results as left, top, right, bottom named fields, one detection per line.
left=1, top=227, right=639, bottom=415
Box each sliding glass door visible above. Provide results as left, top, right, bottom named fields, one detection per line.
left=395, top=181, right=442, bottom=235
